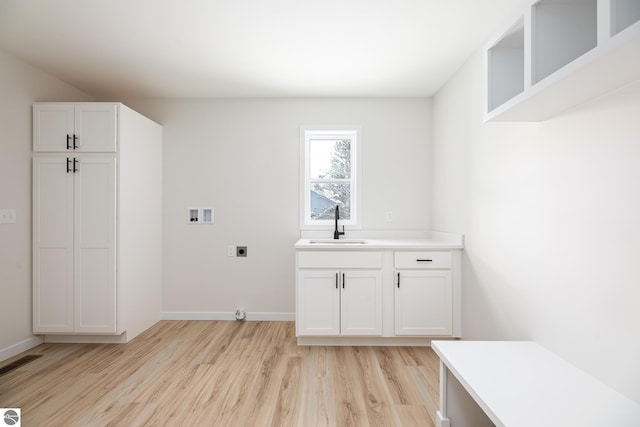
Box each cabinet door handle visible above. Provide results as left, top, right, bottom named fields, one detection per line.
left=335, top=273, right=338, bottom=289
left=66, top=158, right=71, bottom=173
left=397, top=272, right=400, bottom=288
left=73, top=134, right=78, bottom=150
left=342, top=273, right=345, bottom=289
left=73, top=158, right=78, bottom=173
left=417, top=259, right=433, bottom=262
left=67, top=134, right=71, bottom=150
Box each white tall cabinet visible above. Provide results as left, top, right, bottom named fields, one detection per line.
left=32, top=102, right=162, bottom=343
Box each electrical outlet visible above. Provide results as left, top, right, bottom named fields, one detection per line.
left=236, top=246, right=247, bottom=257
left=385, top=211, right=393, bottom=222
left=0, top=209, right=16, bottom=224
left=227, top=246, right=235, bottom=257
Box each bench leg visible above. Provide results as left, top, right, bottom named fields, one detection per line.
left=436, top=411, right=451, bottom=427
left=437, top=360, right=451, bottom=427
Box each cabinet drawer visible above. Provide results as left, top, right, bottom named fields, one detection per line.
left=297, top=251, right=382, bottom=269
left=394, top=251, right=452, bottom=269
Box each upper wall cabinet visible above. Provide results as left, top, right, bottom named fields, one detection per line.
left=485, top=0, right=640, bottom=122
left=33, top=103, right=117, bottom=152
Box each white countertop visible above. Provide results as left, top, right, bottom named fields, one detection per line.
left=295, top=237, right=464, bottom=250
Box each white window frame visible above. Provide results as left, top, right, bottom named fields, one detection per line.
left=299, top=125, right=362, bottom=230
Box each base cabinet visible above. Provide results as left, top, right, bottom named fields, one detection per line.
left=297, top=269, right=383, bottom=336
left=32, top=102, right=162, bottom=343
left=394, top=270, right=452, bottom=336
left=394, top=251, right=455, bottom=336
left=295, top=247, right=461, bottom=344
left=296, top=251, right=384, bottom=337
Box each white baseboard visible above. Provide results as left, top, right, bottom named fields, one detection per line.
left=296, top=336, right=432, bottom=346
left=44, top=333, right=128, bottom=344
left=160, top=311, right=295, bottom=322
left=0, top=336, right=44, bottom=362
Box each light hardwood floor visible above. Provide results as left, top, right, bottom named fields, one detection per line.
left=0, top=321, right=440, bottom=426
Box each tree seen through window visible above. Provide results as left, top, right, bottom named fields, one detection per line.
left=310, top=138, right=351, bottom=220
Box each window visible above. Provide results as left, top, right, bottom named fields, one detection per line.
left=300, top=126, right=361, bottom=229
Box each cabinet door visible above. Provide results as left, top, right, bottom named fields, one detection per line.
left=74, top=156, right=117, bottom=333
left=33, top=103, right=117, bottom=152
left=395, top=270, right=452, bottom=336
left=33, top=157, right=74, bottom=333
left=33, top=104, right=74, bottom=152
left=297, top=270, right=340, bottom=336
left=74, top=103, right=117, bottom=152
left=341, top=270, right=383, bottom=336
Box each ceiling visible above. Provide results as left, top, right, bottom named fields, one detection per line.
left=0, top=0, right=528, bottom=99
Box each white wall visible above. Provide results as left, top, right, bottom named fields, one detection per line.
left=0, top=51, right=93, bottom=359
left=432, top=50, right=640, bottom=403
left=122, top=98, right=432, bottom=318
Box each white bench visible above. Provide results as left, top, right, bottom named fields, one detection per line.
left=432, top=341, right=640, bottom=427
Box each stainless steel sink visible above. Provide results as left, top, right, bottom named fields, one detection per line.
left=308, top=239, right=367, bottom=244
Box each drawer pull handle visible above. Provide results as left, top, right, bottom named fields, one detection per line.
left=417, top=259, right=433, bottom=262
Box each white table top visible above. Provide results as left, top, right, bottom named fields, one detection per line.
left=432, top=341, right=640, bottom=427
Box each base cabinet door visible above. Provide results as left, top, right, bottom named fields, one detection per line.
left=340, top=270, right=383, bottom=336
left=296, top=269, right=382, bottom=336
left=296, top=270, right=340, bottom=336
left=394, top=270, right=452, bottom=336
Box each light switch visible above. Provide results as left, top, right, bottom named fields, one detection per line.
left=0, top=209, right=16, bottom=224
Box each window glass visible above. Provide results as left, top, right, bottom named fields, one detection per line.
left=310, top=182, right=351, bottom=220
left=301, top=127, right=360, bottom=229
left=309, top=138, right=351, bottom=179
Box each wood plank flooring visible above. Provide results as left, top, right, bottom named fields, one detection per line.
left=0, top=321, right=440, bottom=426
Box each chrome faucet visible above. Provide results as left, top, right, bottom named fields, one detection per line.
left=334, top=205, right=345, bottom=239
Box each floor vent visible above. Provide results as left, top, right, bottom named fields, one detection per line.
left=0, top=355, right=42, bottom=376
